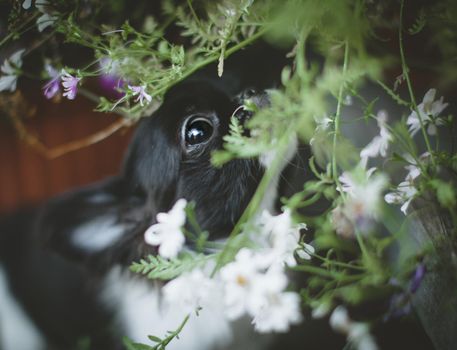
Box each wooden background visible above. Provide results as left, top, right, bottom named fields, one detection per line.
left=0, top=85, right=134, bottom=214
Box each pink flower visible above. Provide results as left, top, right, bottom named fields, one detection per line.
left=128, top=85, right=152, bottom=106
left=42, top=64, right=60, bottom=99
left=61, top=69, right=80, bottom=100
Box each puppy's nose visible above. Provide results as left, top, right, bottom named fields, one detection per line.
left=233, top=105, right=254, bottom=126
left=233, top=88, right=270, bottom=127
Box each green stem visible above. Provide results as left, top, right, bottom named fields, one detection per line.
left=398, top=0, right=435, bottom=166
left=332, top=41, right=350, bottom=191
left=290, top=264, right=365, bottom=282
left=212, top=125, right=295, bottom=275
left=310, top=253, right=365, bottom=271
left=149, top=28, right=267, bottom=100
left=161, top=314, right=190, bottom=348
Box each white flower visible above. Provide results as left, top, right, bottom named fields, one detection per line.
left=360, top=110, right=392, bottom=165
left=314, top=114, right=333, bottom=132
left=311, top=301, right=331, bottom=319
left=251, top=289, right=302, bottom=333
left=330, top=306, right=378, bottom=350
left=296, top=243, right=315, bottom=260
left=384, top=180, right=417, bottom=215
left=256, top=209, right=305, bottom=267
left=349, top=323, right=378, bottom=350
left=22, top=0, right=32, bottom=9
left=129, top=85, right=152, bottom=106
left=37, top=13, right=58, bottom=32
left=339, top=169, right=387, bottom=221
left=384, top=158, right=422, bottom=215
left=0, top=49, right=25, bottom=92
left=406, top=89, right=448, bottom=136
left=163, top=269, right=220, bottom=314
left=220, top=248, right=264, bottom=319
left=36, top=0, right=58, bottom=32
left=329, top=305, right=352, bottom=334
left=144, top=199, right=187, bottom=259
left=310, top=114, right=333, bottom=145
left=220, top=248, right=302, bottom=332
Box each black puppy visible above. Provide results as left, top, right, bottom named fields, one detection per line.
left=0, top=77, right=289, bottom=349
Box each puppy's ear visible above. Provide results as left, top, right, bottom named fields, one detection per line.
left=36, top=176, right=149, bottom=262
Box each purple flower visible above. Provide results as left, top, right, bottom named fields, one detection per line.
left=128, top=85, right=152, bottom=106
left=98, top=57, right=125, bottom=98
left=61, top=69, right=81, bottom=100
left=410, top=263, right=426, bottom=293
left=42, top=64, right=60, bottom=99
left=99, top=74, right=125, bottom=98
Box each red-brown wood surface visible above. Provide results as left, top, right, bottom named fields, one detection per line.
left=0, top=90, right=133, bottom=214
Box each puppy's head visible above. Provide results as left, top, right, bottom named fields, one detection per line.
left=123, top=80, right=266, bottom=236
left=40, top=80, right=270, bottom=264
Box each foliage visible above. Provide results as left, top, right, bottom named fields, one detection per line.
left=1, top=0, right=457, bottom=349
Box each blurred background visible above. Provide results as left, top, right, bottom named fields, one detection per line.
left=0, top=87, right=133, bottom=214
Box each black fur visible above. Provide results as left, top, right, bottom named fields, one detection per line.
left=0, top=77, right=269, bottom=349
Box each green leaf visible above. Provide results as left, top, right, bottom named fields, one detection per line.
left=148, top=335, right=163, bottom=343
left=130, top=253, right=213, bottom=280
left=408, top=9, right=426, bottom=35
left=122, top=337, right=154, bottom=350
left=429, top=179, right=456, bottom=208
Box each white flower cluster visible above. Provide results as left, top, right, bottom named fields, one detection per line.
left=144, top=202, right=311, bottom=333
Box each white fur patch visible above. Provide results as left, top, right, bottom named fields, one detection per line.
left=0, top=265, right=45, bottom=350
left=71, top=215, right=126, bottom=252
left=101, top=266, right=269, bottom=350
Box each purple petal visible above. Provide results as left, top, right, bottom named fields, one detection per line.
left=43, top=77, right=60, bottom=99
left=410, top=263, right=426, bottom=293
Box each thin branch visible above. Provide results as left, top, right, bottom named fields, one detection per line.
left=11, top=116, right=133, bottom=159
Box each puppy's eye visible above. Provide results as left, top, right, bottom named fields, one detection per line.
left=184, top=117, right=214, bottom=146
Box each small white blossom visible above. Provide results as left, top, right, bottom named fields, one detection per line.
left=330, top=306, right=378, bottom=350
left=339, top=169, right=387, bottom=221
left=360, top=110, right=393, bottom=166
left=406, top=88, right=448, bottom=136
left=251, top=288, right=302, bottom=333
left=384, top=157, right=423, bottom=215
left=22, top=0, right=32, bottom=9
left=314, top=114, right=333, bottom=131
left=220, top=248, right=264, bottom=319
left=144, top=199, right=187, bottom=259
left=311, top=302, right=331, bottom=319
left=256, top=209, right=305, bottom=267
left=349, top=323, right=378, bottom=350
left=310, top=114, right=333, bottom=145
left=129, top=85, right=152, bottom=106
left=36, top=0, right=58, bottom=32
left=163, top=269, right=220, bottom=314
left=37, top=13, right=58, bottom=32
left=344, top=94, right=353, bottom=106
left=384, top=180, right=417, bottom=215
left=329, top=305, right=352, bottom=334
left=220, top=249, right=302, bottom=332
left=0, top=49, right=25, bottom=92
left=296, top=243, right=315, bottom=260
